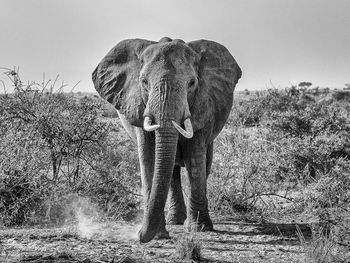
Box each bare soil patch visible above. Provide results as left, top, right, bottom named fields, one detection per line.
left=0, top=219, right=311, bottom=263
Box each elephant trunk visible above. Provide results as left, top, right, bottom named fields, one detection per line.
left=138, top=127, right=178, bottom=243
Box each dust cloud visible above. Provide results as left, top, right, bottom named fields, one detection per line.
left=70, top=196, right=141, bottom=241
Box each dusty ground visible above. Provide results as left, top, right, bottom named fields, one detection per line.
left=0, top=217, right=312, bottom=263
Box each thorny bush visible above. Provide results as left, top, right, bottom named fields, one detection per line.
left=0, top=70, right=139, bottom=226
left=209, top=87, right=350, bottom=257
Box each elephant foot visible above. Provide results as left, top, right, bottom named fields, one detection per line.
left=166, top=210, right=186, bottom=225
left=185, top=213, right=213, bottom=232
left=154, top=228, right=170, bottom=240
left=155, top=215, right=170, bottom=240
left=185, top=220, right=213, bottom=232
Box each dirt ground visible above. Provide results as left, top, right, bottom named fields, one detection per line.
left=0, top=219, right=311, bottom=263
left=0, top=217, right=312, bottom=263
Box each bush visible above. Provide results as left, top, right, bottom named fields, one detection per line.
left=208, top=125, right=294, bottom=216
left=305, top=226, right=350, bottom=263
left=267, top=102, right=350, bottom=137
left=0, top=170, right=49, bottom=225
left=302, top=158, right=350, bottom=230
left=332, top=90, right=350, bottom=101
left=231, top=87, right=314, bottom=127
left=0, top=70, right=140, bottom=226
left=211, top=86, right=350, bottom=226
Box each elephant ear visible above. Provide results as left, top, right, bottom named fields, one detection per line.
left=187, top=40, right=242, bottom=132
left=92, top=39, right=156, bottom=126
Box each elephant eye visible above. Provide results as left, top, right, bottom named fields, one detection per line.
left=188, top=78, right=196, bottom=88
left=141, top=78, right=148, bottom=87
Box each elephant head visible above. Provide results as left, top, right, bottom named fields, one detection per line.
left=92, top=37, right=241, bottom=242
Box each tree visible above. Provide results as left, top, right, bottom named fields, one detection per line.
left=0, top=69, right=141, bottom=225
left=298, top=81, right=312, bottom=88
left=0, top=70, right=109, bottom=185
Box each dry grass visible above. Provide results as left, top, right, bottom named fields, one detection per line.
left=175, top=235, right=202, bottom=262
left=296, top=224, right=350, bottom=263
left=175, top=219, right=202, bottom=262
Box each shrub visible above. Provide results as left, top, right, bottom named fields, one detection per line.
left=302, top=158, right=350, bottom=223
left=211, top=86, right=350, bottom=224
left=267, top=102, right=350, bottom=137
left=208, top=125, right=294, bottom=216
left=231, top=86, right=313, bottom=127
left=0, top=70, right=140, bottom=225
left=305, top=227, right=350, bottom=263
left=332, top=90, right=350, bottom=101
left=0, top=169, right=49, bottom=225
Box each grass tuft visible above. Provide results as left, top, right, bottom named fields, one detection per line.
left=176, top=215, right=202, bottom=262
left=297, top=225, right=350, bottom=263
left=175, top=235, right=202, bottom=262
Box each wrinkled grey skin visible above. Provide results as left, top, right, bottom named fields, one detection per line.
left=92, top=37, right=241, bottom=243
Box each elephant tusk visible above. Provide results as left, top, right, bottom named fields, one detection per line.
left=143, top=116, right=160, bottom=132
left=172, top=118, right=193, bottom=139
left=184, top=118, right=193, bottom=137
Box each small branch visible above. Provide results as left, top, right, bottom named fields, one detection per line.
left=260, top=193, right=295, bottom=203
left=243, top=193, right=295, bottom=203
left=70, top=81, right=81, bottom=92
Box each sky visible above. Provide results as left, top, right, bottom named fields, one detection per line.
left=0, top=0, right=349, bottom=92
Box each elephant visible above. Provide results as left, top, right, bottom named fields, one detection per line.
left=92, top=37, right=242, bottom=243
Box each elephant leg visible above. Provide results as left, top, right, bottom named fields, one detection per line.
left=136, top=128, right=169, bottom=239
left=184, top=140, right=213, bottom=232
left=206, top=142, right=213, bottom=178
left=166, top=165, right=186, bottom=225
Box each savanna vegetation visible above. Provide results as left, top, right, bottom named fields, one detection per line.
left=208, top=85, right=350, bottom=262
left=0, top=70, right=139, bottom=227
left=1, top=70, right=349, bottom=262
